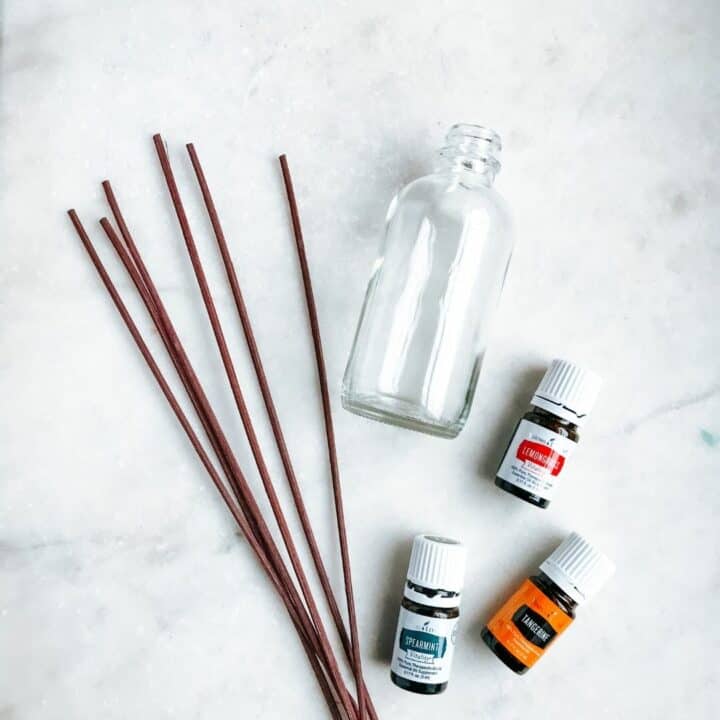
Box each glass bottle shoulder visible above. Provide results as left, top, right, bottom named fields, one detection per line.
left=388, top=171, right=513, bottom=248
left=397, top=170, right=508, bottom=208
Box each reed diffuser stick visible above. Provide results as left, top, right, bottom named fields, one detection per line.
left=279, top=155, right=366, bottom=720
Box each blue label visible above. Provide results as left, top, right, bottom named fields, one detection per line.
left=399, top=628, right=447, bottom=658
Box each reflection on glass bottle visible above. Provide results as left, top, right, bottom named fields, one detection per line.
left=342, top=124, right=513, bottom=438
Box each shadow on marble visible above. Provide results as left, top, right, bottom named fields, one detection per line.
left=370, top=535, right=414, bottom=663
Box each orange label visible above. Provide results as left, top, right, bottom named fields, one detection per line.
left=486, top=579, right=573, bottom=668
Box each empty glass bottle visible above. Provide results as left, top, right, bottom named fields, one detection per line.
left=342, top=124, right=514, bottom=438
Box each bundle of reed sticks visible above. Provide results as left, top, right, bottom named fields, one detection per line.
left=68, top=135, right=375, bottom=720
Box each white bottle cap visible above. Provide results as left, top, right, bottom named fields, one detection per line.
left=540, top=532, right=615, bottom=604
left=406, top=534, right=467, bottom=594
left=531, top=359, right=602, bottom=425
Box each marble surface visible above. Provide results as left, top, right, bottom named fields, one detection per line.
left=2, top=1, right=719, bottom=718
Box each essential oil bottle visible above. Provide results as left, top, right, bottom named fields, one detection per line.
left=390, top=534, right=467, bottom=694
left=495, top=359, right=602, bottom=508
left=481, top=532, right=615, bottom=674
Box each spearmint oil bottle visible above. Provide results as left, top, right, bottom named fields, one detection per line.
left=342, top=124, right=513, bottom=438
left=390, top=534, right=467, bottom=694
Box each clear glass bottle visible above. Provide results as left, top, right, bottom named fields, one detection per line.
left=342, top=124, right=514, bottom=438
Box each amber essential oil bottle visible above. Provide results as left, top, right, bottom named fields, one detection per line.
left=390, top=534, right=467, bottom=694
left=481, top=532, right=615, bottom=674
left=496, top=359, right=602, bottom=508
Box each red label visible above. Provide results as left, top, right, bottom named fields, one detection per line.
left=516, top=440, right=565, bottom=476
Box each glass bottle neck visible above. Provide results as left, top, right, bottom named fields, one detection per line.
left=435, top=123, right=501, bottom=186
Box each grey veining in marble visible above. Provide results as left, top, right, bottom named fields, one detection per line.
left=1, top=1, right=719, bottom=718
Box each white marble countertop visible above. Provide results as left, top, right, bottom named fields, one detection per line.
left=2, top=2, right=719, bottom=718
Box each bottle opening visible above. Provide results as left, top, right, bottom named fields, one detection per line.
left=439, top=123, right=502, bottom=179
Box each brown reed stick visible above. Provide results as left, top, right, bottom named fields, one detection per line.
left=278, top=155, right=366, bottom=720
left=67, top=210, right=343, bottom=720
left=185, top=143, right=376, bottom=720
